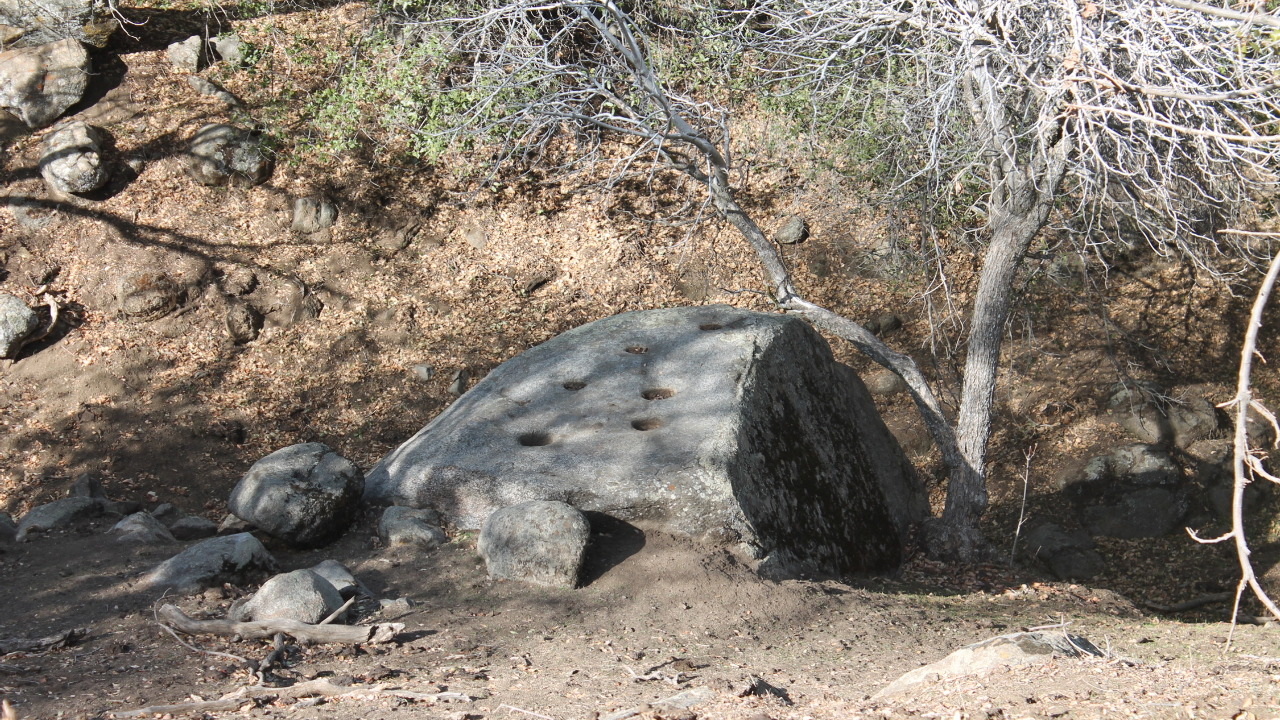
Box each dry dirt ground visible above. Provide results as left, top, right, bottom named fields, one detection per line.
left=4, top=3, right=1280, bottom=718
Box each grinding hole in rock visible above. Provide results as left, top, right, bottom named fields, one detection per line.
left=699, top=323, right=723, bottom=331
left=366, top=305, right=926, bottom=578
left=624, top=345, right=648, bottom=354
left=641, top=388, right=676, bottom=400
left=518, top=431, right=554, bottom=447
left=631, top=418, right=664, bottom=431
left=563, top=381, right=587, bottom=391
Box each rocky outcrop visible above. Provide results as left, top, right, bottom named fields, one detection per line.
left=367, top=305, right=926, bottom=576
left=478, top=501, right=590, bottom=588
left=0, top=39, right=90, bottom=128
left=0, top=0, right=115, bottom=48
left=228, top=442, right=364, bottom=548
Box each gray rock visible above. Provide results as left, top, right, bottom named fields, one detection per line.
left=39, top=121, right=108, bottom=194
left=228, top=442, right=364, bottom=548
left=186, top=76, right=239, bottom=106
left=1108, top=383, right=1223, bottom=449
left=412, top=363, right=435, bottom=382
left=367, top=305, right=926, bottom=576
left=774, top=215, right=808, bottom=245
left=15, top=496, right=101, bottom=541
left=0, top=512, right=16, bottom=542
left=291, top=197, right=337, bottom=233
left=309, top=559, right=368, bottom=599
left=143, top=532, right=278, bottom=594
left=1063, top=443, right=1181, bottom=497
left=211, top=34, right=248, bottom=66
left=0, top=0, right=114, bottom=48
left=117, top=271, right=180, bottom=320
left=166, top=35, right=206, bottom=72
left=1081, top=487, right=1190, bottom=538
left=69, top=472, right=105, bottom=499
left=220, top=267, right=257, bottom=296
left=0, top=293, right=39, bottom=357
left=217, top=513, right=253, bottom=535
left=379, top=505, right=448, bottom=549
left=478, top=500, right=590, bottom=588
left=183, top=123, right=271, bottom=188
left=875, top=631, right=1102, bottom=699
left=233, top=569, right=345, bottom=624
left=0, top=39, right=90, bottom=128
left=150, top=502, right=181, bottom=525
left=225, top=300, right=261, bottom=344
left=864, top=368, right=906, bottom=396
left=112, top=512, right=176, bottom=543
left=1022, top=523, right=1106, bottom=581
left=169, top=515, right=218, bottom=540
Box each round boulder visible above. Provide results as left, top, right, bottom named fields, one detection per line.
left=478, top=500, right=590, bottom=589
left=228, top=442, right=364, bottom=548
left=39, top=121, right=108, bottom=194
left=0, top=293, right=39, bottom=358
left=183, top=123, right=271, bottom=187
left=232, top=569, right=345, bottom=624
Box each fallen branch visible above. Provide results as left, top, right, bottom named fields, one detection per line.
left=107, top=678, right=471, bottom=718
left=0, top=627, right=88, bottom=655
left=157, top=604, right=403, bottom=645
left=1143, top=592, right=1234, bottom=613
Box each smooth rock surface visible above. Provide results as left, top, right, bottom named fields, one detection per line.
left=143, top=533, right=278, bottom=594
left=0, top=39, right=90, bottom=128
left=478, top=500, right=590, bottom=588
left=379, top=505, right=448, bottom=549
left=774, top=215, right=808, bottom=244
left=367, top=305, right=925, bottom=576
left=183, top=123, right=271, bottom=187
left=39, top=120, right=108, bottom=193
left=15, top=496, right=100, bottom=541
left=0, top=292, right=39, bottom=357
left=112, top=512, right=176, bottom=543
left=211, top=34, right=248, bottom=65
left=0, top=0, right=114, bottom=47
left=232, top=569, right=344, bottom=624
left=228, top=442, right=363, bottom=548
left=309, top=559, right=368, bottom=599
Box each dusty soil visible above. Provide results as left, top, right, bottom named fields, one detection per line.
left=4, top=2, right=1280, bottom=718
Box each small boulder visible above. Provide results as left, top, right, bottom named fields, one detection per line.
left=39, top=121, right=109, bottom=194
left=228, top=442, right=364, bottom=548
left=15, top=496, right=101, bottom=541
left=1064, top=444, right=1190, bottom=538
left=291, top=197, right=337, bottom=233
left=69, top=472, right=106, bottom=499
left=232, top=569, right=344, bottom=624
left=0, top=38, right=90, bottom=128
left=184, top=124, right=272, bottom=188
left=225, top=299, right=262, bottom=344
left=117, top=271, right=180, bottom=320
left=1022, top=522, right=1106, bottom=581
left=478, top=500, right=590, bottom=589
left=218, top=513, right=253, bottom=535
left=210, top=34, right=249, bottom=66
left=143, top=532, right=278, bottom=594
left=379, top=505, right=448, bottom=549
left=112, top=512, right=176, bottom=543
left=864, top=368, right=906, bottom=396
left=309, top=559, right=369, bottom=599
left=774, top=215, right=808, bottom=245
left=0, top=293, right=39, bottom=357
left=149, top=502, right=181, bottom=525
left=1108, top=383, right=1223, bottom=449
left=169, top=515, right=218, bottom=541
left=166, top=35, right=206, bottom=72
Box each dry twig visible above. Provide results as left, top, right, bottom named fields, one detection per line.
left=107, top=678, right=471, bottom=718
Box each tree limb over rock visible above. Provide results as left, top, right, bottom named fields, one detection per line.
left=157, top=604, right=403, bottom=645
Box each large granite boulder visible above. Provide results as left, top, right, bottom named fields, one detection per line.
left=0, top=39, right=90, bottom=128
left=0, top=0, right=115, bottom=48
left=228, top=442, right=364, bottom=548
left=366, top=305, right=927, bottom=576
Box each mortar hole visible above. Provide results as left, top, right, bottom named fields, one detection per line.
left=563, top=381, right=587, bottom=391
left=518, top=432, right=553, bottom=447
left=641, top=388, right=676, bottom=400
left=699, top=323, right=723, bottom=331
left=631, top=418, right=664, bottom=431
left=625, top=345, right=649, bottom=354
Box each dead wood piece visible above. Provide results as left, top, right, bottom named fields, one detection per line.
left=0, top=627, right=88, bottom=655
left=108, top=678, right=471, bottom=717
left=157, top=604, right=403, bottom=644
left=1143, top=592, right=1234, bottom=613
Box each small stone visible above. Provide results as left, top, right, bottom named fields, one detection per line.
left=464, top=225, right=487, bottom=251
left=225, top=300, right=262, bottom=344
left=218, top=513, right=253, bottom=535
left=145, top=533, right=278, bottom=595
left=68, top=472, right=106, bottom=499
left=39, top=121, right=109, bottom=194
left=183, top=123, right=271, bottom=188
left=292, top=197, right=337, bottom=233
left=166, top=35, right=206, bottom=72
left=412, top=363, right=435, bottom=382
left=448, top=368, right=470, bottom=396
left=478, top=500, right=590, bottom=589
left=15, top=496, right=102, bottom=541
left=379, top=505, right=448, bottom=549
left=774, top=215, right=808, bottom=245
left=170, top=515, right=218, bottom=540
left=112, top=512, right=176, bottom=543
left=210, top=34, right=248, bottom=66
left=233, top=569, right=344, bottom=624
left=0, top=292, right=39, bottom=357
left=864, top=369, right=906, bottom=396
